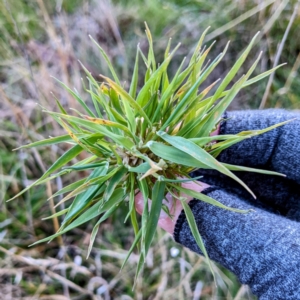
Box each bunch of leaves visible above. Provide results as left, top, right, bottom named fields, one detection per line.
left=9, top=25, right=288, bottom=283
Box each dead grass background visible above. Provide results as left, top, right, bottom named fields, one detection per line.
left=1, top=0, right=300, bottom=299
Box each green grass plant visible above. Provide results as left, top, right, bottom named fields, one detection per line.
left=9, top=24, right=287, bottom=284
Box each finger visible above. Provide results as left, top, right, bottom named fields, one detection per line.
left=134, top=190, right=186, bottom=234
left=135, top=180, right=210, bottom=234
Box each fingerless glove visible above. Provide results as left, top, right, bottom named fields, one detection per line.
left=176, top=110, right=300, bottom=299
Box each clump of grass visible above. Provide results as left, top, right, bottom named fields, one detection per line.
left=10, top=24, right=287, bottom=283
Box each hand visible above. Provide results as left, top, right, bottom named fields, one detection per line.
left=136, top=109, right=300, bottom=299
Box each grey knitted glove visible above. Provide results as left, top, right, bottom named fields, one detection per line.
left=200, top=109, right=300, bottom=220
left=174, top=188, right=300, bottom=300
left=175, top=109, right=300, bottom=300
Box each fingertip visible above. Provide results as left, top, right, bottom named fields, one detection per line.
left=134, top=192, right=144, bottom=215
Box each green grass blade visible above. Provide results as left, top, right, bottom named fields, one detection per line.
left=31, top=187, right=123, bottom=246
left=188, top=41, right=216, bottom=98
left=52, top=77, right=96, bottom=117
left=128, top=162, right=151, bottom=173
left=190, top=135, right=239, bottom=146
left=83, top=115, right=134, bottom=137
left=124, top=175, right=139, bottom=247
left=172, top=184, right=250, bottom=213
left=46, top=112, right=135, bottom=150
left=51, top=93, right=81, bottom=132
left=209, top=137, right=247, bottom=157
left=109, top=82, right=136, bottom=134
left=156, top=175, right=203, bottom=183
left=145, top=22, right=156, bottom=71
left=50, top=178, right=86, bottom=199
left=53, top=177, right=108, bottom=209
left=222, top=163, right=286, bottom=176
left=109, top=106, right=128, bottom=126
left=127, top=175, right=139, bottom=237
left=134, top=253, right=145, bottom=287
left=34, top=145, right=83, bottom=178
left=183, top=78, right=220, bottom=127
left=144, top=181, right=166, bottom=255
left=89, top=35, right=120, bottom=85
left=152, top=57, right=186, bottom=123
left=30, top=201, right=101, bottom=245
left=7, top=144, right=83, bottom=202
left=87, top=204, right=119, bottom=258
left=89, top=81, right=103, bottom=118
left=54, top=97, right=68, bottom=115
left=181, top=200, right=216, bottom=284
left=109, top=87, right=123, bottom=115
left=210, top=119, right=295, bottom=157
left=138, top=178, right=149, bottom=255
left=42, top=208, right=69, bottom=220
left=162, top=38, right=172, bottom=94
left=243, top=63, right=286, bottom=88
left=236, top=119, right=295, bottom=136
left=86, top=86, right=109, bottom=115
left=129, top=45, right=139, bottom=98
left=146, top=141, right=207, bottom=169
left=62, top=161, right=107, bottom=171
left=121, top=229, right=142, bottom=270
left=202, top=63, right=286, bottom=106
left=103, top=166, right=127, bottom=202
left=13, top=134, right=87, bottom=150
left=189, top=26, right=211, bottom=66
left=97, top=187, right=125, bottom=213
left=87, top=187, right=126, bottom=258
left=176, top=80, right=221, bottom=137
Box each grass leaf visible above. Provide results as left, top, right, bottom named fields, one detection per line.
left=172, top=184, right=250, bottom=213
left=181, top=200, right=216, bottom=284
left=7, top=144, right=84, bottom=202
left=61, top=163, right=109, bottom=226
left=222, top=163, right=286, bottom=176
left=129, top=45, right=140, bottom=99
left=144, top=181, right=166, bottom=255
left=103, top=166, right=127, bottom=202
left=157, top=131, right=256, bottom=198
left=89, top=35, right=120, bottom=84
left=87, top=187, right=126, bottom=258
left=146, top=141, right=207, bottom=169
left=53, top=77, right=96, bottom=117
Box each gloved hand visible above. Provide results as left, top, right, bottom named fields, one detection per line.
left=136, top=109, right=300, bottom=300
